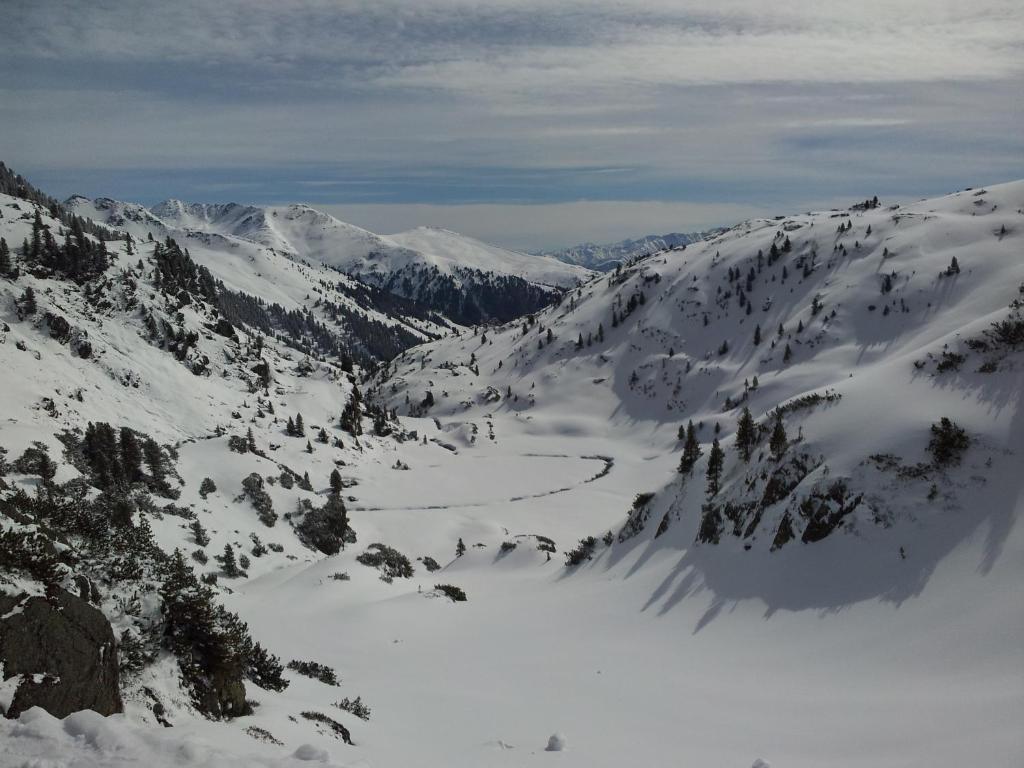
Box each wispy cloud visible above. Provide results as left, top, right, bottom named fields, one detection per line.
left=2, top=0, right=1021, bottom=248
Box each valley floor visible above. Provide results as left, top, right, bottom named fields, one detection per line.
left=9, top=414, right=1016, bottom=768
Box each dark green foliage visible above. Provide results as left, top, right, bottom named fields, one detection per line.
left=329, top=469, right=343, bottom=495
left=300, top=711, right=352, bottom=744
left=334, top=696, right=371, bottom=721
left=288, top=659, right=339, bottom=686
left=241, top=473, right=276, bottom=526
left=199, top=477, right=217, bottom=499
left=565, top=536, right=597, bottom=566
left=356, top=543, right=413, bottom=578
left=190, top=519, right=210, bottom=547
left=928, top=418, right=970, bottom=466
left=13, top=442, right=56, bottom=480
left=19, top=286, right=37, bottom=315
left=769, top=417, right=788, bottom=461
left=706, top=438, right=724, bottom=496
left=340, top=387, right=363, bottom=436
left=248, top=643, right=289, bottom=692
left=296, top=492, right=350, bottom=555
left=434, top=584, right=467, bottom=602
left=679, top=420, right=702, bottom=474
left=159, top=550, right=253, bottom=717
left=735, top=407, right=756, bottom=462
left=218, top=544, right=243, bottom=578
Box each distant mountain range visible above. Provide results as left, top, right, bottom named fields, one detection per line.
left=66, top=196, right=593, bottom=326
left=539, top=230, right=725, bottom=271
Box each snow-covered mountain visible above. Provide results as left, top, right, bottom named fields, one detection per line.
left=72, top=196, right=595, bottom=326
left=2, top=165, right=1022, bottom=768
left=540, top=229, right=723, bottom=271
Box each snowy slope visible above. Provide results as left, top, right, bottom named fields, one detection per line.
left=150, top=198, right=592, bottom=288
left=387, top=226, right=590, bottom=287
left=540, top=229, right=723, bottom=271
left=2, top=179, right=1022, bottom=768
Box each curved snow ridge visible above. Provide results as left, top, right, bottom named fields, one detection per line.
left=0, top=707, right=344, bottom=767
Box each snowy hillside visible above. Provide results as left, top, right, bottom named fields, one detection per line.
left=81, top=196, right=594, bottom=325
left=540, top=229, right=723, bottom=271
left=2, top=169, right=1022, bottom=768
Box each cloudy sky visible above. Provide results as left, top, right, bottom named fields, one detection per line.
left=3, top=1, right=1022, bottom=250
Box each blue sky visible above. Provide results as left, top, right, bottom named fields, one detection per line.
left=3, top=0, right=1022, bottom=250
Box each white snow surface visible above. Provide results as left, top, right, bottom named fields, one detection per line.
left=1, top=182, right=1022, bottom=768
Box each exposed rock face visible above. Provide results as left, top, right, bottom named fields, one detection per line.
left=0, top=587, right=122, bottom=719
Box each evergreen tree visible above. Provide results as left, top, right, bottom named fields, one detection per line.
left=456, top=538, right=466, bottom=558
left=783, top=343, right=793, bottom=363
left=119, top=427, right=144, bottom=483
left=329, top=469, right=343, bottom=496
left=219, top=543, right=240, bottom=577
left=294, top=413, right=305, bottom=437
left=679, top=420, right=702, bottom=474
left=735, top=407, right=756, bottom=462
left=20, top=286, right=36, bottom=315
left=769, top=417, right=788, bottom=461
left=706, top=439, right=724, bottom=497
left=0, top=237, right=10, bottom=276
left=246, top=427, right=257, bottom=453
left=190, top=519, right=210, bottom=547
left=142, top=438, right=165, bottom=486
left=753, top=324, right=761, bottom=345
left=286, top=416, right=295, bottom=436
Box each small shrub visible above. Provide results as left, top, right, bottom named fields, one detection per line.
left=565, top=536, right=597, bottom=566
left=288, top=659, right=339, bottom=686
left=499, top=541, right=517, bottom=553
left=434, top=583, right=467, bottom=602
left=192, top=548, right=208, bottom=564
left=356, top=543, right=413, bottom=579
left=199, top=477, right=217, bottom=498
left=334, top=696, right=371, bottom=721
left=420, top=556, right=441, bottom=572
left=928, top=418, right=970, bottom=466
left=300, top=711, right=352, bottom=745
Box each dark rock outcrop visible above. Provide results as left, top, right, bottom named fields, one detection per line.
left=0, top=587, right=122, bottom=719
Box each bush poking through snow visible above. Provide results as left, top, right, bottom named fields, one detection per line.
left=356, top=543, right=414, bottom=579
left=565, top=536, right=597, bottom=566
left=545, top=733, right=566, bottom=751
left=334, top=695, right=371, bottom=721
left=300, top=711, right=353, bottom=745
left=421, top=555, right=442, bottom=571
left=240, top=473, right=276, bottom=526
left=199, top=477, right=216, bottom=499
left=287, top=659, right=339, bottom=686
left=434, top=583, right=467, bottom=602
left=928, top=418, right=970, bottom=466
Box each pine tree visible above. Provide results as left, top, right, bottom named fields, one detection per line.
left=0, top=237, right=10, bottom=276
left=246, top=427, right=257, bottom=453
left=753, top=324, right=761, bottom=345
left=769, top=417, right=788, bottom=461
left=286, top=416, right=295, bottom=436
left=295, top=413, right=305, bottom=437
left=706, top=439, right=724, bottom=497
left=119, top=427, right=144, bottom=483
left=783, top=343, right=793, bottom=363
left=329, top=469, right=343, bottom=496
left=190, top=519, right=210, bottom=547
left=142, top=438, right=165, bottom=486
left=20, top=286, right=36, bottom=315
left=456, top=538, right=466, bottom=558
left=679, top=421, right=702, bottom=474
left=219, top=543, right=240, bottom=577
left=735, top=407, right=756, bottom=462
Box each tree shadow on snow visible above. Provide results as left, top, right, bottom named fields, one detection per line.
left=594, top=367, right=1023, bottom=633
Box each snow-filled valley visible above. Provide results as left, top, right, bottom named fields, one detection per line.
left=0, top=166, right=1022, bottom=768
